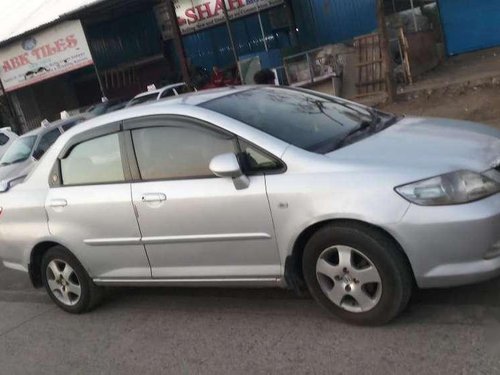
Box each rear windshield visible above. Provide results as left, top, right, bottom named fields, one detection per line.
left=0, top=135, right=37, bottom=165
left=201, top=87, right=372, bottom=152
left=128, top=93, right=158, bottom=107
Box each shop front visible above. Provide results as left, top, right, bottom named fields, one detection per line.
left=0, top=20, right=101, bottom=132
left=159, top=0, right=294, bottom=85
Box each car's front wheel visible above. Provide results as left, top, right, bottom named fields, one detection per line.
left=41, top=246, right=103, bottom=313
left=302, top=223, right=413, bottom=325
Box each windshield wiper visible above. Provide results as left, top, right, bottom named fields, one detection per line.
left=339, top=115, right=381, bottom=144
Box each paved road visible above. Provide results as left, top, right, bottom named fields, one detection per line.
left=1, top=264, right=500, bottom=375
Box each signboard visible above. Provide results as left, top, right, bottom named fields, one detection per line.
left=0, top=20, right=93, bottom=92
left=175, top=0, right=284, bottom=34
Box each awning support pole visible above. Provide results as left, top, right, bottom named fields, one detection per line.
left=377, top=0, right=396, bottom=102
left=0, top=79, right=21, bottom=134
left=410, top=0, right=418, bottom=31
left=257, top=11, right=269, bottom=52
left=81, top=23, right=107, bottom=98
left=166, top=0, right=191, bottom=85
left=93, top=64, right=106, bottom=99
left=221, top=0, right=243, bottom=81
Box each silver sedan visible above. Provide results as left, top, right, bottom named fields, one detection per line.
left=0, top=86, right=499, bottom=325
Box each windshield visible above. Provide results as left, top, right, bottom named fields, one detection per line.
left=128, top=93, right=158, bottom=107
left=0, top=135, right=37, bottom=165
left=201, top=87, right=375, bottom=153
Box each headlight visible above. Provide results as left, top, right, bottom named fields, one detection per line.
left=395, top=170, right=500, bottom=206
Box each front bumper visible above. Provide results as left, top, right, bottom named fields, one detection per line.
left=388, top=193, right=500, bottom=288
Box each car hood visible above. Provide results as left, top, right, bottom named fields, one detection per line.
left=0, top=159, right=34, bottom=181
left=327, top=117, right=500, bottom=177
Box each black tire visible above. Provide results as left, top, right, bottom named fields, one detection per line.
left=302, top=223, right=413, bottom=326
left=41, top=246, right=103, bottom=314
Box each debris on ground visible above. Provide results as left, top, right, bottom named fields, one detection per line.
left=380, top=80, right=500, bottom=129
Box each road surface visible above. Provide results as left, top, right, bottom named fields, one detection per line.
left=1, top=264, right=499, bottom=374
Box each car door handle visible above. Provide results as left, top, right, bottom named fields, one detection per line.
left=141, top=193, right=167, bottom=203
left=49, top=199, right=68, bottom=208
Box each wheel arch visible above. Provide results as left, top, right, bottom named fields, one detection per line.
left=284, top=219, right=416, bottom=294
left=29, top=241, right=65, bottom=287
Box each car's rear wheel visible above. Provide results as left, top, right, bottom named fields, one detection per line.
left=41, top=246, right=103, bottom=313
left=302, top=223, right=412, bottom=325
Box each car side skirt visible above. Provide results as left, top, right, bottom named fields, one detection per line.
left=93, top=277, right=283, bottom=288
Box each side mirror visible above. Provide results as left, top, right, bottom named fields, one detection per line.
left=209, top=153, right=249, bottom=190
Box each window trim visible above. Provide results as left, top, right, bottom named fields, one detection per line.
left=48, top=115, right=288, bottom=188
left=236, top=138, right=287, bottom=176
left=126, top=117, right=238, bottom=182
left=49, top=122, right=131, bottom=188
left=123, top=115, right=286, bottom=183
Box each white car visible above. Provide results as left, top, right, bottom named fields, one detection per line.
left=0, top=115, right=88, bottom=190
left=0, top=127, right=18, bottom=159
left=126, top=83, right=191, bottom=107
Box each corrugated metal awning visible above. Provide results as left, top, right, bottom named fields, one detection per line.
left=0, top=0, right=104, bottom=45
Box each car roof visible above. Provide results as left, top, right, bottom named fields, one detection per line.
left=19, top=114, right=87, bottom=138
left=112, top=86, right=253, bottom=117
left=132, top=82, right=188, bottom=99
left=50, top=114, right=89, bottom=127
left=20, top=125, right=58, bottom=138
left=52, top=87, right=250, bottom=133
left=157, top=86, right=252, bottom=106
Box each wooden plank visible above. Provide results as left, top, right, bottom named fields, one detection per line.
left=352, top=90, right=387, bottom=99
left=356, top=79, right=385, bottom=87
left=355, top=60, right=383, bottom=67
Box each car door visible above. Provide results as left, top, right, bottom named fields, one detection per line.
left=45, top=125, right=151, bottom=280
left=124, top=116, right=281, bottom=281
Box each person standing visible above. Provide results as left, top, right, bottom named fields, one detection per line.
left=253, top=69, right=277, bottom=85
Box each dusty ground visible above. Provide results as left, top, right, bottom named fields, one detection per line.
left=381, top=78, right=500, bottom=130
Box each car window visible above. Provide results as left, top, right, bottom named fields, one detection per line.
left=132, top=125, right=236, bottom=180
left=0, top=133, right=9, bottom=145
left=160, top=89, right=175, bottom=98
left=106, top=103, right=126, bottom=113
left=240, top=141, right=282, bottom=173
left=174, top=85, right=190, bottom=95
left=61, top=133, right=125, bottom=185
left=128, top=93, right=159, bottom=107
left=0, top=135, right=36, bottom=165
left=33, top=128, right=61, bottom=159
left=201, top=87, right=373, bottom=153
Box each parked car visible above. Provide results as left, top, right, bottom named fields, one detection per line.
left=0, top=86, right=498, bottom=325
left=0, top=114, right=88, bottom=190
left=126, top=83, right=192, bottom=107
left=0, top=126, right=18, bottom=159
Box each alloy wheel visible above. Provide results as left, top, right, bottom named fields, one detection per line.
left=316, top=245, right=382, bottom=313
left=46, top=259, right=82, bottom=306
